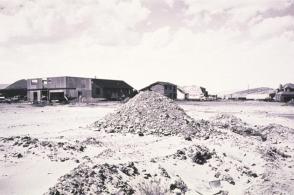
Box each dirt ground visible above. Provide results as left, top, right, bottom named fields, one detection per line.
left=0, top=101, right=293, bottom=195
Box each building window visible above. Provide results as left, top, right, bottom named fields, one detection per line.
left=31, top=79, right=38, bottom=85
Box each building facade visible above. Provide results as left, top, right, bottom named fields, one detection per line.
left=91, top=79, right=135, bottom=100
left=275, top=83, right=294, bottom=102
left=140, top=81, right=177, bottom=99
left=27, top=76, right=134, bottom=102
left=177, top=85, right=208, bottom=100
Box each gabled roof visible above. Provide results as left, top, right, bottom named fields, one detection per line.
left=140, top=81, right=177, bottom=91
left=177, top=87, right=188, bottom=94
left=92, top=79, right=134, bottom=89
left=179, top=85, right=206, bottom=95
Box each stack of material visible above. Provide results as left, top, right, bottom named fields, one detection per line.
left=94, top=91, right=202, bottom=137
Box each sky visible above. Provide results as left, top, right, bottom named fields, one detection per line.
left=0, top=0, right=293, bottom=93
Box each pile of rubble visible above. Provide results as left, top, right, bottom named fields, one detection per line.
left=47, top=163, right=137, bottom=195
left=211, top=114, right=266, bottom=140
left=0, top=136, right=87, bottom=152
left=94, top=91, right=203, bottom=137
left=259, top=124, right=294, bottom=143
left=0, top=136, right=104, bottom=162
left=46, top=162, right=188, bottom=195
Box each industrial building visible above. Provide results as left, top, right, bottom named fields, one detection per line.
left=140, top=81, right=177, bottom=99
left=275, top=83, right=294, bottom=102
left=177, top=85, right=208, bottom=100
left=27, top=76, right=135, bottom=102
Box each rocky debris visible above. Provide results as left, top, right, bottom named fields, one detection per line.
left=94, top=91, right=204, bottom=137
left=14, top=153, right=23, bottom=158
left=265, top=147, right=291, bottom=161
left=211, top=114, right=265, bottom=140
left=0, top=136, right=87, bottom=152
left=169, top=177, right=188, bottom=193
left=260, top=124, right=294, bottom=143
left=46, top=163, right=135, bottom=195
left=80, top=137, right=103, bottom=146
left=192, top=151, right=212, bottom=165
left=243, top=170, right=258, bottom=178
left=119, top=162, right=139, bottom=176
left=46, top=162, right=188, bottom=195
left=184, top=136, right=192, bottom=141
left=0, top=136, right=90, bottom=161
left=159, top=166, right=170, bottom=178
left=173, top=145, right=214, bottom=165
left=213, top=190, right=229, bottom=195
left=238, top=166, right=258, bottom=178
left=222, top=174, right=235, bottom=185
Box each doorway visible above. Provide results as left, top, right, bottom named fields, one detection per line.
left=33, top=92, right=38, bottom=101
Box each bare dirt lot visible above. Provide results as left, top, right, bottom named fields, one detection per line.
left=0, top=99, right=293, bottom=195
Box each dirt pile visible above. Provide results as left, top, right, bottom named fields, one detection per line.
left=0, top=136, right=103, bottom=162
left=211, top=114, right=266, bottom=140
left=260, top=124, right=294, bottom=143
left=47, top=163, right=136, bottom=195
left=0, top=136, right=87, bottom=152
left=94, top=91, right=202, bottom=137
left=46, top=162, right=188, bottom=195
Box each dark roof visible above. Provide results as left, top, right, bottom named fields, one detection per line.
left=5, top=79, right=27, bottom=89
left=92, top=79, right=134, bottom=89
left=140, top=81, right=177, bottom=91
left=284, top=83, right=294, bottom=89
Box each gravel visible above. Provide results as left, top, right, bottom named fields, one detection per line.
left=94, top=91, right=203, bottom=137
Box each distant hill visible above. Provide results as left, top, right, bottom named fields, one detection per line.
left=232, top=87, right=274, bottom=96
left=0, top=84, right=9, bottom=89
left=5, top=79, right=27, bottom=89
left=226, top=87, right=275, bottom=99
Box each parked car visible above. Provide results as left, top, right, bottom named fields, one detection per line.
left=0, top=96, right=11, bottom=103
left=0, top=96, right=5, bottom=103
left=11, top=96, right=20, bottom=103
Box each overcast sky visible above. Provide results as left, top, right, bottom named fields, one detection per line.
left=0, top=0, right=293, bottom=92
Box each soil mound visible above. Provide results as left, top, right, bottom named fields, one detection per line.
left=211, top=114, right=265, bottom=140
left=0, top=136, right=103, bottom=162
left=46, top=162, right=188, bottom=195
left=94, top=91, right=202, bottom=137
left=260, top=124, right=294, bottom=142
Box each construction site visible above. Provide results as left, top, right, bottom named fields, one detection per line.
left=0, top=91, right=293, bottom=195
